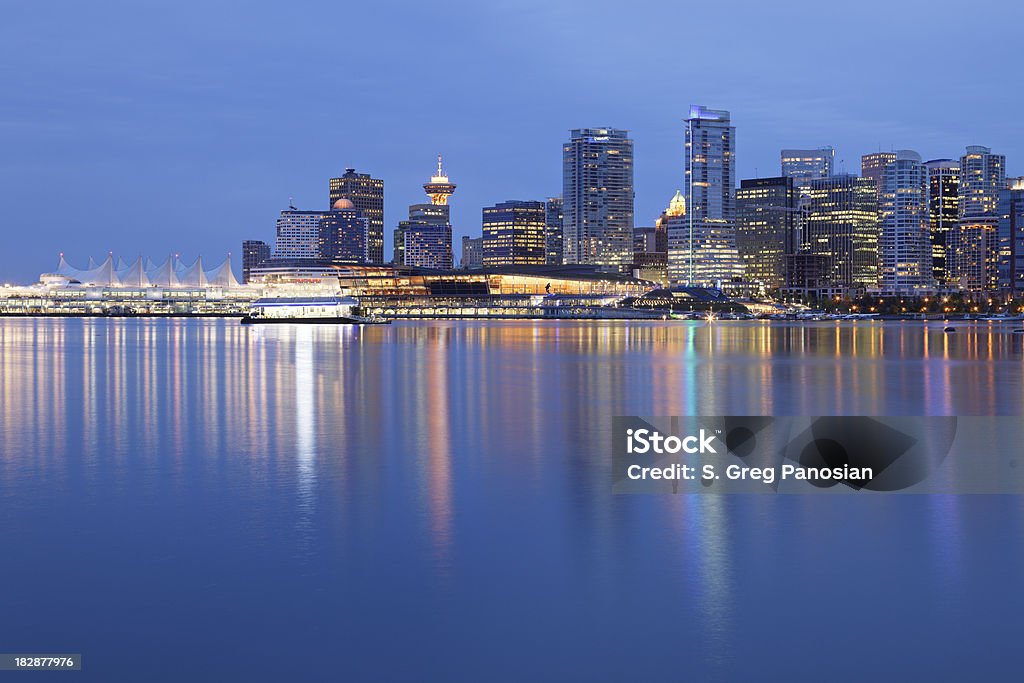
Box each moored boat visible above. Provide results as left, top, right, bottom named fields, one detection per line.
left=241, top=296, right=390, bottom=325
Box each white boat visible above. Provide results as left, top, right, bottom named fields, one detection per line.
left=241, top=296, right=389, bottom=324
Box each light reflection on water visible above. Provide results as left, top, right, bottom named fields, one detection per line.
left=0, top=318, right=1023, bottom=681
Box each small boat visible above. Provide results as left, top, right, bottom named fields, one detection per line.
left=1012, top=329, right=1024, bottom=334
left=943, top=326, right=956, bottom=333
left=241, top=296, right=391, bottom=325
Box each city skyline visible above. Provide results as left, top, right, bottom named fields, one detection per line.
left=2, top=1, right=1022, bottom=283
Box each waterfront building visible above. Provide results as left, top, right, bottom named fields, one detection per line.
left=878, top=151, right=934, bottom=294
left=924, top=159, right=960, bottom=285
left=735, top=176, right=796, bottom=290
left=275, top=209, right=326, bottom=259
left=562, top=128, right=634, bottom=271
left=781, top=147, right=834, bottom=181
left=545, top=197, right=564, bottom=265
left=998, top=177, right=1024, bottom=292
left=461, top=236, right=483, bottom=269
left=482, top=200, right=546, bottom=267
left=242, top=240, right=270, bottom=284
left=319, top=199, right=369, bottom=264
left=673, top=105, right=743, bottom=286
left=951, top=146, right=1006, bottom=291
left=800, top=174, right=879, bottom=290
left=328, top=168, right=385, bottom=264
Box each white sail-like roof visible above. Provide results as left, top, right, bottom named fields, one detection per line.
left=146, top=256, right=181, bottom=287
left=56, top=255, right=80, bottom=278
left=74, top=254, right=121, bottom=286
left=174, top=256, right=189, bottom=278
left=204, top=257, right=240, bottom=288
left=179, top=257, right=209, bottom=287
left=117, top=256, right=151, bottom=287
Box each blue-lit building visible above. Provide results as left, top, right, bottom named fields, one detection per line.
left=670, top=106, right=743, bottom=286
left=242, top=240, right=270, bottom=284
left=394, top=158, right=456, bottom=269
left=545, top=197, right=564, bottom=265
left=397, top=204, right=453, bottom=269
left=319, top=199, right=369, bottom=264
left=998, top=178, right=1024, bottom=293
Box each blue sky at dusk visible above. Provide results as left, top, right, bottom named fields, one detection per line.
left=1, top=0, right=1021, bottom=283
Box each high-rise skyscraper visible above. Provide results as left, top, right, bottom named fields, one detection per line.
left=674, top=105, right=743, bottom=285
left=952, top=145, right=1006, bottom=291
left=861, top=152, right=898, bottom=203
left=319, top=199, right=369, bottom=264
left=241, top=240, right=270, bottom=283
left=395, top=157, right=456, bottom=269
left=997, top=177, right=1024, bottom=292
left=664, top=189, right=743, bottom=286
left=800, top=174, right=879, bottom=289
left=878, top=151, right=934, bottom=294
left=736, top=176, right=796, bottom=290
left=545, top=197, right=564, bottom=265
left=924, top=159, right=960, bottom=285
left=482, top=200, right=546, bottom=267
left=562, top=128, right=634, bottom=272
left=781, top=147, right=834, bottom=180
left=398, top=204, right=452, bottom=269
left=329, top=169, right=384, bottom=264
left=275, top=209, right=326, bottom=259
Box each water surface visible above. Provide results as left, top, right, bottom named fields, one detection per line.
left=1, top=319, right=1022, bottom=680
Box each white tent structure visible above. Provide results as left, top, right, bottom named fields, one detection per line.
left=146, top=256, right=181, bottom=287
left=178, top=257, right=209, bottom=287
left=50, top=253, right=244, bottom=290
left=205, top=257, right=240, bottom=288
left=174, top=256, right=189, bottom=278
left=54, top=254, right=121, bottom=286
left=117, top=256, right=151, bottom=287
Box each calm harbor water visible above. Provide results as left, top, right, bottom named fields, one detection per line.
left=1, top=318, right=1023, bottom=681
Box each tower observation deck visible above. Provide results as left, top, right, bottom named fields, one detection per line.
left=423, top=154, right=456, bottom=206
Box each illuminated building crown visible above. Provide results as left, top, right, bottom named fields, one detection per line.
left=423, top=154, right=456, bottom=205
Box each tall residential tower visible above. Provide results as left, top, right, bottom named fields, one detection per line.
left=562, top=128, right=634, bottom=272
left=671, top=105, right=743, bottom=285
left=878, top=151, right=933, bottom=294
left=952, top=146, right=1005, bottom=291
